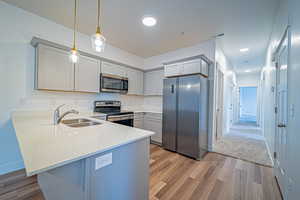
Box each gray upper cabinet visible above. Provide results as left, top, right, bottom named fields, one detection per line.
left=164, top=59, right=209, bottom=77
left=35, top=41, right=144, bottom=95
left=127, top=68, right=144, bottom=95
left=164, top=63, right=183, bottom=77
left=75, top=55, right=100, bottom=93
left=36, top=44, right=74, bottom=91
left=182, top=59, right=201, bottom=75
left=144, top=69, right=164, bottom=96
left=101, top=61, right=127, bottom=77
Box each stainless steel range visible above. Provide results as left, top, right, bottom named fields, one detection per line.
left=93, top=101, right=134, bottom=127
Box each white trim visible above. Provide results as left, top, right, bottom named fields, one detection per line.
left=265, top=140, right=275, bottom=166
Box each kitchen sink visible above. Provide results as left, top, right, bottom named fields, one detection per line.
left=62, top=118, right=102, bottom=128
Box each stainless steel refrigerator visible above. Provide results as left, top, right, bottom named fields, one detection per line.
left=162, top=74, right=208, bottom=160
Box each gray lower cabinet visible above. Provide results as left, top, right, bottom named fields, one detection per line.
left=38, top=138, right=150, bottom=200
left=134, top=113, right=144, bottom=128
left=134, top=112, right=162, bottom=145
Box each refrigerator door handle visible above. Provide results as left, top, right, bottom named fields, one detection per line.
left=171, top=85, right=175, bottom=93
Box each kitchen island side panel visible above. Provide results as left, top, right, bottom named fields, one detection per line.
left=38, top=138, right=150, bottom=200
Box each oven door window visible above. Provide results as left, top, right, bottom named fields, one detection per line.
left=102, top=76, right=122, bottom=90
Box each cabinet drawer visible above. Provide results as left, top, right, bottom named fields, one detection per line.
left=144, top=113, right=162, bottom=121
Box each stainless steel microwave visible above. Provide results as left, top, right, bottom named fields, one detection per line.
left=100, top=73, right=128, bottom=93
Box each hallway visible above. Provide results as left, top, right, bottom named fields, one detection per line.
left=213, top=124, right=272, bottom=167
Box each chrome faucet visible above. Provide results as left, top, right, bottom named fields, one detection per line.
left=54, top=104, right=79, bottom=125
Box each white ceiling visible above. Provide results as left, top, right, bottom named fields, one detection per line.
left=3, top=0, right=279, bottom=72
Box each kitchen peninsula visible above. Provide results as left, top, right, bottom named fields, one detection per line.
left=12, top=111, right=154, bottom=200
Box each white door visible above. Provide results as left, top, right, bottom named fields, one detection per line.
left=215, top=67, right=224, bottom=140
left=275, top=33, right=288, bottom=197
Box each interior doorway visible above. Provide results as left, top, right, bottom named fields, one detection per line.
left=239, top=86, right=258, bottom=124
left=213, top=71, right=271, bottom=166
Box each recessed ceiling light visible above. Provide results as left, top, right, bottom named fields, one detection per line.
left=245, top=70, right=251, bottom=73
left=240, top=48, right=249, bottom=52
left=142, top=16, right=157, bottom=27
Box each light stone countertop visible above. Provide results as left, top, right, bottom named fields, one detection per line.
left=12, top=111, right=154, bottom=176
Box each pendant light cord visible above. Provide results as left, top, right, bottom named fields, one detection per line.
left=73, top=0, right=78, bottom=49
left=97, top=0, right=100, bottom=30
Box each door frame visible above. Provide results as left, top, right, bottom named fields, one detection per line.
left=215, top=63, right=225, bottom=141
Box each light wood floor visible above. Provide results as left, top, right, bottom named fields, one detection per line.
left=149, top=144, right=282, bottom=200
left=0, top=144, right=282, bottom=200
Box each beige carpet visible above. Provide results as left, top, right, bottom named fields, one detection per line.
left=213, top=126, right=273, bottom=167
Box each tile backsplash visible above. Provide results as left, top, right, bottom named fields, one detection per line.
left=16, top=90, right=162, bottom=112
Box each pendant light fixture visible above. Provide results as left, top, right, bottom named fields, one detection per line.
left=91, top=0, right=106, bottom=52
left=69, top=0, right=80, bottom=63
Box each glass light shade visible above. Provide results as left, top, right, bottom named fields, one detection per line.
left=69, top=48, right=79, bottom=63
left=91, top=32, right=106, bottom=52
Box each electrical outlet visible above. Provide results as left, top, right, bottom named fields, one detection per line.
left=95, top=153, right=112, bottom=170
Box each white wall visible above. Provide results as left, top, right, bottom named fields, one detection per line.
left=286, top=0, right=300, bottom=198
left=0, top=1, right=145, bottom=175
left=144, top=40, right=216, bottom=70
left=236, top=72, right=260, bottom=86
left=260, top=0, right=288, bottom=164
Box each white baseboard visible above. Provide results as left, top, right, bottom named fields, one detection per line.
left=265, top=141, right=274, bottom=166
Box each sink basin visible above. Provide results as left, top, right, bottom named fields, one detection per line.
left=62, top=118, right=102, bottom=128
